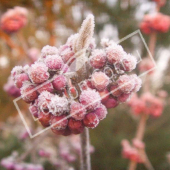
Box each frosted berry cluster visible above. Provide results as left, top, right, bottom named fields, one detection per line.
left=121, top=139, right=145, bottom=163
left=11, top=17, right=141, bottom=136
left=0, top=6, right=28, bottom=33
left=140, top=13, right=170, bottom=34
left=128, top=93, right=164, bottom=117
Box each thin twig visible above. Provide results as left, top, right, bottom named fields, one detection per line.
left=80, top=128, right=91, bottom=170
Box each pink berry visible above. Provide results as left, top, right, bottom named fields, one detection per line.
left=41, top=45, right=58, bottom=58
left=118, top=93, right=131, bottom=103
left=103, top=96, right=118, bottom=109
left=70, top=102, right=86, bottom=120
left=94, top=104, right=107, bottom=120
left=50, top=115, right=68, bottom=130
left=106, top=43, right=126, bottom=64
left=44, top=54, right=64, bottom=71
left=29, top=101, right=39, bottom=118
left=39, top=111, right=51, bottom=127
left=38, top=91, right=54, bottom=112
left=79, top=89, right=101, bottom=111
left=68, top=118, right=84, bottom=134
left=15, top=73, right=29, bottom=88
left=132, top=138, right=145, bottom=149
left=59, top=44, right=75, bottom=64
left=91, top=72, right=110, bottom=91
left=28, top=62, right=49, bottom=84
left=21, top=82, right=38, bottom=103
left=52, top=75, right=67, bottom=91
left=98, top=89, right=110, bottom=103
left=89, top=49, right=106, bottom=69
left=3, top=76, right=21, bottom=97
left=50, top=95, right=69, bottom=116
left=51, top=127, right=71, bottom=136
left=121, top=54, right=137, bottom=72
left=83, top=112, right=99, bottom=129
left=117, top=75, right=135, bottom=94
left=110, top=84, right=122, bottom=97
left=131, top=74, right=142, bottom=92
left=37, top=82, right=54, bottom=93
left=1, top=7, right=28, bottom=33
left=140, top=13, right=170, bottom=34
left=11, top=66, right=23, bottom=79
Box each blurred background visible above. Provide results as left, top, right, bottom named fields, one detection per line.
left=0, top=0, right=170, bottom=170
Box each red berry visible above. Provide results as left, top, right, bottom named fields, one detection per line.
left=131, top=74, right=142, bottom=92
left=41, top=45, right=58, bottom=58
left=98, top=89, right=110, bottom=103
left=110, top=84, right=122, bottom=97
left=50, top=115, right=68, bottom=130
left=37, top=82, right=54, bottom=93
left=11, top=66, right=23, bottom=79
left=28, top=62, right=49, bottom=84
left=68, top=118, right=84, bottom=134
left=50, top=95, right=69, bottom=116
left=38, top=91, right=54, bottom=112
left=103, top=96, right=118, bottom=109
left=83, top=112, right=99, bottom=129
left=15, top=73, right=29, bottom=88
left=79, top=89, right=101, bottom=111
left=70, top=102, right=86, bottom=120
left=51, top=127, right=71, bottom=136
left=59, top=45, right=75, bottom=64
left=52, top=75, right=67, bottom=91
left=21, top=82, right=38, bottom=103
left=118, top=93, right=131, bottom=103
left=39, top=111, right=51, bottom=127
left=94, top=104, right=107, bottom=120
left=121, top=54, right=137, bottom=72
left=44, top=54, right=64, bottom=71
left=117, top=75, right=135, bottom=94
left=90, top=49, right=106, bottom=69
left=29, top=100, right=39, bottom=118
left=91, top=72, right=110, bottom=91
left=106, top=43, right=126, bottom=64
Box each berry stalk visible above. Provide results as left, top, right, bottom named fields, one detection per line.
left=128, top=4, right=160, bottom=170
left=80, top=128, right=91, bottom=170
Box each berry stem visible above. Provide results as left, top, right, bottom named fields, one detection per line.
left=128, top=4, right=159, bottom=170
left=80, top=128, right=91, bottom=170
left=148, top=32, right=157, bottom=58
left=128, top=161, right=137, bottom=170
left=128, top=114, right=147, bottom=170
left=142, top=150, right=155, bottom=170
left=136, top=114, right=147, bottom=141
